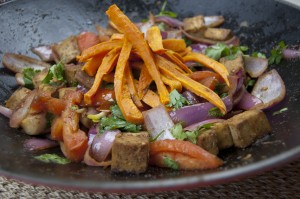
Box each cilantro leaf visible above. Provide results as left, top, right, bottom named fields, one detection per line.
left=23, top=68, right=41, bottom=89
left=157, top=1, right=177, bottom=18
left=170, top=123, right=187, bottom=140
left=99, top=104, right=141, bottom=134
left=205, top=43, right=248, bottom=60
left=245, top=79, right=256, bottom=91
left=42, top=62, right=65, bottom=85
left=208, top=107, right=224, bottom=117
left=167, top=89, right=190, bottom=110
left=163, top=156, right=179, bottom=170
left=252, top=52, right=267, bottom=58
left=268, top=41, right=286, bottom=65
left=34, top=154, right=71, bottom=165
left=272, top=107, right=288, bottom=116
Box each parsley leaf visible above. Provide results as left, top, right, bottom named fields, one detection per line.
left=205, top=43, right=248, bottom=60
left=34, top=154, right=71, bottom=165
left=163, top=156, right=179, bottom=170
left=23, top=68, right=41, bottom=89
left=167, top=89, right=190, bottom=110
left=99, top=104, right=142, bottom=134
left=170, top=123, right=187, bottom=140
left=157, top=1, right=177, bottom=18
left=252, top=52, right=267, bottom=58
left=245, top=79, right=256, bottom=91
left=208, top=107, right=224, bottom=117
left=42, top=62, right=65, bottom=85
left=268, top=41, right=286, bottom=65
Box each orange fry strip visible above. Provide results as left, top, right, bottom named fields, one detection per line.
left=164, top=50, right=193, bottom=74
left=84, top=47, right=120, bottom=105
left=162, top=39, right=187, bottom=52
left=183, top=52, right=230, bottom=86
left=114, top=38, right=143, bottom=124
left=138, top=64, right=153, bottom=99
left=161, top=74, right=182, bottom=92
left=155, top=55, right=226, bottom=114
left=146, top=26, right=166, bottom=55
left=77, top=40, right=123, bottom=62
left=142, top=89, right=161, bottom=108
left=106, top=4, right=169, bottom=104
left=82, top=54, right=105, bottom=76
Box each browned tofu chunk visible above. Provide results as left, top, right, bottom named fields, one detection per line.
left=204, top=28, right=232, bottom=41
left=52, top=36, right=80, bottom=64
left=197, top=131, right=219, bottom=155
left=63, top=64, right=82, bottom=86
left=220, top=54, right=245, bottom=75
left=227, top=109, right=271, bottom=148
left=183, top=15, right=205, bottom=32
left=5, top=87, right=31, bottom=110
left=213, top=122, right=234, bottom=150
left=111, top=132, right=150, bottom=174
left=20, top=112, right=47, bottom=135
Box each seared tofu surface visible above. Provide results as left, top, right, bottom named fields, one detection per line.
left=220, top=54, right=245, bottom=75
left=52, top=36, right=80, bottom=64
left=111, top=132, right=150, bottom=174
left=197, top=131, right=219, bottom=155
left=227, top=109, right=271, bottom=148
left=183, top=15, right=205, bottom=32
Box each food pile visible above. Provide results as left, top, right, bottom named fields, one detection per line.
left=0, top=4, right=290, bottom=174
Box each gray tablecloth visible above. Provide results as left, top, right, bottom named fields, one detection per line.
left=1, top=159, right=300, bottom=198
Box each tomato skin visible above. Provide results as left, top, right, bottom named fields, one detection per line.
left=77, top=32, right=100, bottom=52
left=189, top=71, right=223, bottom=82
left=91, top=88, right=115, bottom=110
left=150, top=140, right=223, bottom=170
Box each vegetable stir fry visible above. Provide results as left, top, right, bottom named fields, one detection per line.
left=0, top=3, right=291, bottom=174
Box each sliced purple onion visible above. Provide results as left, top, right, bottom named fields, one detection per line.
left=232, top=86, right=246, bottom=106
left=283, top=48, right=300, bottom=59
left=190, top=43, right=209, bottom=53
left=83, top=145, right=112, bottom=167
left=24, top=138, right=58, bottom=151
left=184, top=119, right=224, bottom=131
left=251, top=69, right=286, bottom=110
left=76, top=84, right=88, bottom=94
left=182, top=90, right=203, bottom=105
left=244, top=56, right=268, bottom=78
left=169, top=96, right=233, bottom=127
left=154, top=16, right=184, bottom=28
left=0, top=105, right=13, bottom=118
left=10, top=90, right=37, bottom=128
left=2, top=53, right=50, bottom=73
left=31, top=45, right=55, bottom=62
left=75, top=70, right=94, bottom=89
left=89, top=130, right=120, bottom=162
left=161, top=30, right=182, bottom=39
left=236, top=88, right=263, bottom=110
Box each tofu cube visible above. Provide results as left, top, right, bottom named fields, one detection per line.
left=220, top=54, right=245, bottom=75
left=183, top=15, right=205, bottom=32
left=111, top=132, right=150, bottom=174
left=213, top=122, right=234, bottom=150
left=227, top=109, right=271, bottom=148
left=204, top=28, right=232, bottom=41
left=197, top=131, right=219, bottom=155
left=52, top=36, right=80, bottom=64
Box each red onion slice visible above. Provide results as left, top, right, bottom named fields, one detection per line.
left=84, top=145, right=112, bottom=167
left=154, top=16, right=184, bottom=28
left=283, top=48, right=300, bottom=59
left=10, top=90, right=37, bottom=128
left=24, top=138, right=58, bottom=151
left=0, top=105, right=12, bottom=118
left=89, top=130, right=120, bottom=162
left=251, top=69, right=286, bottom=109
left=161, top=30, right=182, bottom=39
left=169, top=96, right=233, bottom=127
left=244, top=56, right=268, bottom=78
left=31, top=45, right=55, bottom=62
left=184, top=119, right=224, bottom=131
left=236, top=88, right=263, bottom=110
left=190, top=43, right=209, bottom=54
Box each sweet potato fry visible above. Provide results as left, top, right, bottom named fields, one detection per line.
left=183, top=52, right=230, bottom=86
left=142, top=89, right=161, bottom=108
left=106, top=4, right=169, bottom=104
left=161, top=74, right=182, bottom=92
left=162, top=39, right=187, bottom=52
left=138, top=64, right=153, bottom=99
left=84, top=47, right=120, bottom=105
left=164, top=50, right=192, bottom=74
left=155, top=54, right=226, bottom=114
left=82, top=54, right=105, bottom=76
left=146, top=26, right=166, bottom=55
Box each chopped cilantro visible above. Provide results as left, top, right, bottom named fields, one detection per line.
left=34, top=154, right=71, bottom=165
left=205, top=43, right=248, bottom=60
left=214, top=82, right=227, bottom=97
left=42, top=62, right=65, bottom=86
left=170, top=123, right=186, bottom=140
left=23, top=68, right=41, bottom=89
left=71, top=105, right=78, bottom=111
left=272, top=107, right=288, bottom=116
left=252, top=52, right=267, bottom=58
left=150, top=131, right=164, bottom=142
left=167, top=89, right=190, bottom=110
left=99, top=104, right=142, bottom=133
left=246, top=79, right=256, bottom=91
left=208, top=107, right=224, bottom=117
left=268, top=41, right=286, bottom=65
left=157, top=1, right=177, bottom=18
left=163, top=156, right=179, bottom=170
left=183, top=36, right=192, bottom=46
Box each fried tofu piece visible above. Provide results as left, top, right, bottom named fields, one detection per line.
left=5, top=87, right=31, bottom=110
left=111, top=132, right=150, bottom=174
left=213, top=122, right=234, bottom=150
left=21, top=112, right=47, bottom=135
left=183, top=15, right=205, bottom=32
left=227, top=109, right=271, bottom=148
left=204, top=28, right=232, bottom=41
left=197, top=131, right=219, bottom=155
left=63, top=63, right=82, bottom=86
left=52, top=36, right=80, bottom=64
left=220, top=54, right=245, bottom=75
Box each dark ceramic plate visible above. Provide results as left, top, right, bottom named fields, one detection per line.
left=1, top=0, right=300, bottom=193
